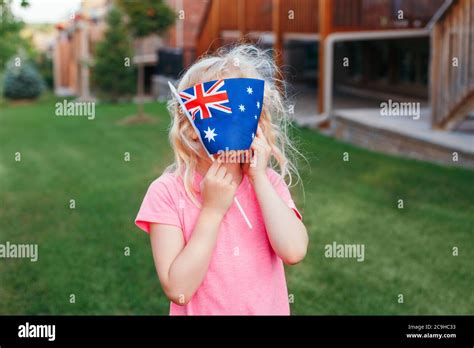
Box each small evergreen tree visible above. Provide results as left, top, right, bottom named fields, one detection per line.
left=3, top=58, right=44, bottom=100
left=93, top=7, right=136, bottom=102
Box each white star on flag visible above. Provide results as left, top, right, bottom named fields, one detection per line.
left=203, top=127, right=218, bottom=142
left=251, top=133, right=255, bottom=139
left=254, top=115, right=257, bottom=119
left=239, top=104, right=246, bottom=112
left=256, top=101, right=260, bottom=109
left=246, top=86, right=253, bottom=95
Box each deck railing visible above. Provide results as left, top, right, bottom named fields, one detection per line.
left=332, top=0, right=444, bottom=31
left=430, top=0, right=474, bottom=129
left=196, top=0, right=444, bottom=57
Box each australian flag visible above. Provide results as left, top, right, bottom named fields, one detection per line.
left=178, top=78, right=265, bottom=155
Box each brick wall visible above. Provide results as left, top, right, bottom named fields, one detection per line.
left=166, top=0, right=209, bottom=65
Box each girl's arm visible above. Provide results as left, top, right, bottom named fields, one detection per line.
left=149, top=162, right=237, bottom=306
left=248, top=127, right=309, bottom=265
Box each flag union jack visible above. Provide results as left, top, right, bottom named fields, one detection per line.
left=178, top=79, right=232, bottom=120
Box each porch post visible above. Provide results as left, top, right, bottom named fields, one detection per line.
left=238, top=0, right=247, bottom=40
left=272, top=0, right=284, bottom=87
left=210, top=0, right=221, bottom=51
left=318, top=0, right=333, bottom=114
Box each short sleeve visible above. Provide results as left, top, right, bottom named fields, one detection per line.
left=266, top=169, right=302, bottom=220
left=135, top=174, right=182, bottom=233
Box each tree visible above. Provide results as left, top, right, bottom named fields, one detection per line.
left=3, top=57, right=44, bottom=100
left=117, top=0, right=175, bottom=123
left=117, top=0, right=176, bottom=37
left=93, top=7, right=135, bottom=102
left=36, top=51, right=53, bottom=90
left=0, top=0, right=30, bottom=67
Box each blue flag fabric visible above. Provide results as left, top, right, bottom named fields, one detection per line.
left=178, top=78, right=264, bottom=155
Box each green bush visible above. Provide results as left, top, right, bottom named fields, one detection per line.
left=3, top=60, right=44, bottom=100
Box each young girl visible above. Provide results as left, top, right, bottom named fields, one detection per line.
left=135, top=45, right=308, bottom=315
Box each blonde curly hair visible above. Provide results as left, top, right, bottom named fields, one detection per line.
left=166, top=44, right=301, bottom=206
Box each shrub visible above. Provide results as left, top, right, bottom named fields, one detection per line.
left=3, top=60, right=44, bottom=100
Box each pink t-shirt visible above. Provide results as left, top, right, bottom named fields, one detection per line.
left=135, top=168, right=301, bottom=315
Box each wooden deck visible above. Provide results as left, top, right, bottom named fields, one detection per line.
left=291, top=86, right=473, bottom=168
left=332, top=108, right=474, bottom=168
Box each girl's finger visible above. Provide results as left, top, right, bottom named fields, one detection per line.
left=251, top=139, right=260, bottom=149
left=257, top=125, right=267, bottom=139
left=223, top=172, right=233, bottom=184
left=256, top=126, right=270, bottom=145
left=252, top=137, right=265, bottom=148
left=253, top=138, right=270, bottom=153
left=251, top=143, right=263, bottom=155
left=207, top=160, right=220, bottom=176
left=216, top=165, right=227, bottom=179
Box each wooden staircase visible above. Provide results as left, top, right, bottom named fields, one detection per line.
left=430, top=0, right=474, bottom=130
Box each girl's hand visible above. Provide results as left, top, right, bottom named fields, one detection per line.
left=201, top=161, right=238, bottom=217
left=245, top=126, right=271, bottom=182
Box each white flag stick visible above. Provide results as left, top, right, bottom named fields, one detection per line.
left=168, top=81, right=253, bottom=229
left=232, top=195, right=252, bottom=229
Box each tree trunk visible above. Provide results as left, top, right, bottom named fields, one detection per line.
left=118, top=42, right=155, bottom=125
left=137, top=62, right=145, bottom=118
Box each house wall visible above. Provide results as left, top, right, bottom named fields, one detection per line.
left=165, top=0, right=209, bottom=66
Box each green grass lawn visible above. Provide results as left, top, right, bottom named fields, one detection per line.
left=0, top=97, right=473, bottom=315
